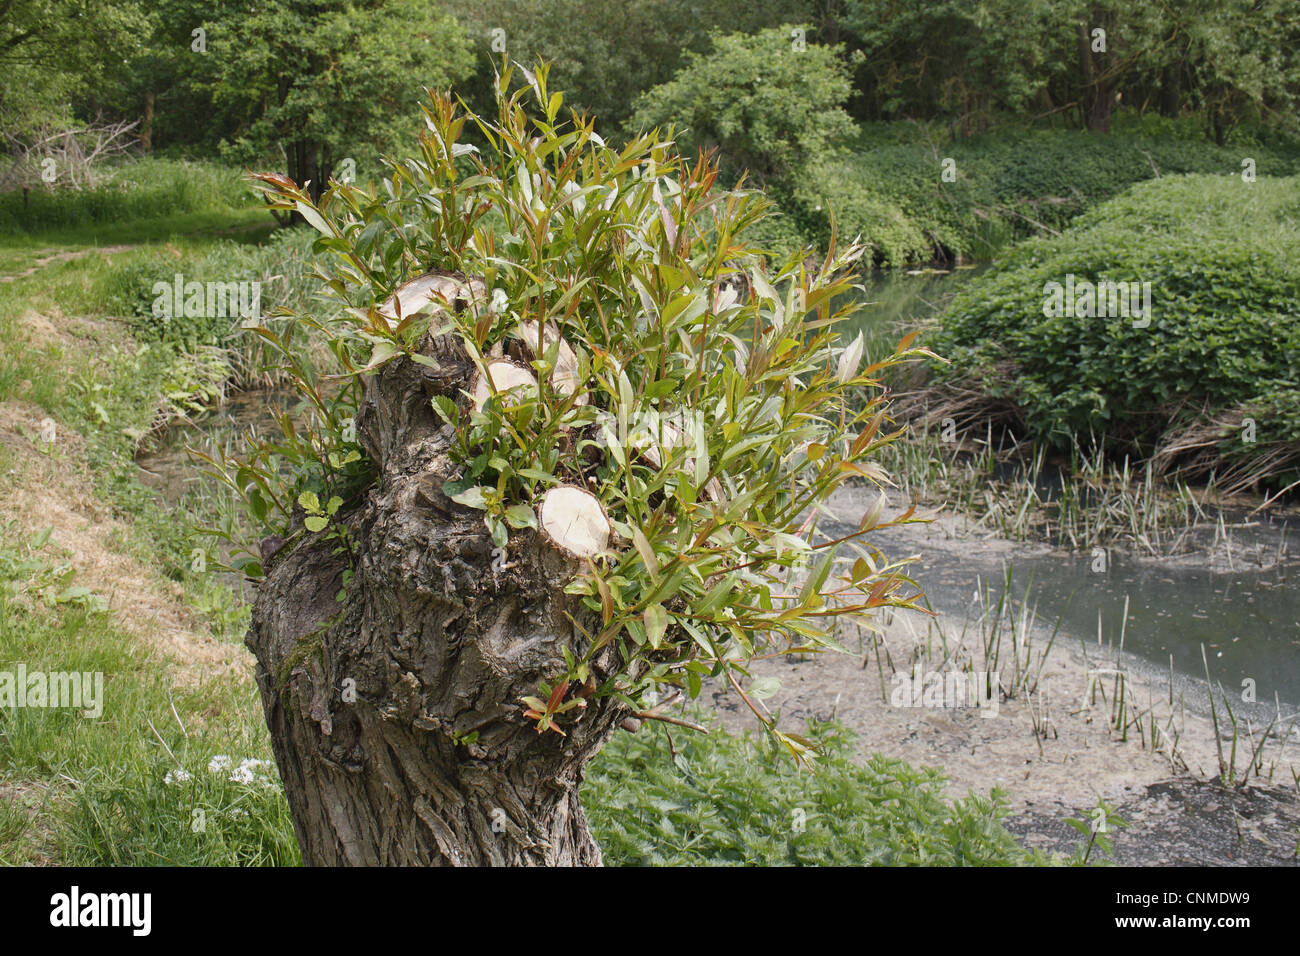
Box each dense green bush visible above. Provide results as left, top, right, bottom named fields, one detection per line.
left=926, top=173, right=1300, bottom=486
left=796, top=127, right=1300, bottom=267
left=630, top=26, right=859, bottom=183
left=0, top=159, right=254, bottom=233
left=585, top=718, right=1047, bottom=865
left=100, top=226, right=332, bottom=389
left=104, top=227, right=317, bottom=339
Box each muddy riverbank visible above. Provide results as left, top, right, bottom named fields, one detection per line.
left=706, top=486, right=1300, bottom=865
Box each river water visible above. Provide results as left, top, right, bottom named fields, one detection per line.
left=835, top=265, right=1300, bottom=717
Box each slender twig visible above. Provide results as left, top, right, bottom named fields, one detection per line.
left=632, top=711, right=710, bottom=733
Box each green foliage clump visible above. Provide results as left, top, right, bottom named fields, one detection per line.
left=630, top=26, right=859, bottom=183
left=1064, top=799, right=1129, bottom=865
left=928, top=173, right=1300, bottom=485
left=585, top=718, right=1047, bottom=865
left=102, top=227, right=327, bottom=376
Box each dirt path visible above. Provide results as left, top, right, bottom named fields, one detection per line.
left=0, top=401, right=249, bottom=687
left=0, top=245, right=135, bottom=283
left=0, top=267, right=248, bottom=688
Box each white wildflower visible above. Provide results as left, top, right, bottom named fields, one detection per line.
left=229, top=757, right=276, bottom=787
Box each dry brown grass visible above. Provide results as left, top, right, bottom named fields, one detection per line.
left=890, top=365, right=1299, bottom=507
left=887, top=361, right=1027, bottom=440
left=1152, top=402, right=1300, bottom=500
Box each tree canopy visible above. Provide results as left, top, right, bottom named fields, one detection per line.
left=4, top=0, right=1299, bottom=195
left=630, top=26, right=859, bottom=182
left=201, top=0, right=475, bottom=200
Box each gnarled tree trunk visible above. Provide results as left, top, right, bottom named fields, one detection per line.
left=246, top=329, right=629, bottom=865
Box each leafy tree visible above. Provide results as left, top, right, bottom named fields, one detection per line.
left=198, top=0, right=475, bottom=201
left=630, top=26, right=859, bottom=183
left=446, top=0, right=812, bottom=131
left=110, top=0, right=221, bottom=154
left=839, top=0, right=1300, bottom=140
left=1059, top=0, right=1300, bottom=140
left=0, top=0, right=147, bottom=135
left=1156, top=0, right=1300, bottom=144
left=221, top=64, right=927, bottom=864
left=841, top=0, right=1057, bottom=134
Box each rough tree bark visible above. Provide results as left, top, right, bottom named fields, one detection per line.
left=1076, top=17, right=1114, bottom=134
left=141, top=91, right=155, bottom=154
left=246, top=319, right=631, bottom=866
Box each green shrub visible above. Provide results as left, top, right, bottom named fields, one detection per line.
left=926, top=173, right=1300, bottom=487
left=630, top=26, right=859, bottom=183
left=104, top=227, right=318, bottom=340
left=221, top=63, right=930, bottom=751
left=99, top=226, right=332, bottom=388
left=585, top=718, right=1048, bottom=865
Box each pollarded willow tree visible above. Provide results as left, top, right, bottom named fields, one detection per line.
left=213, top=63, right=929, bottom=866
